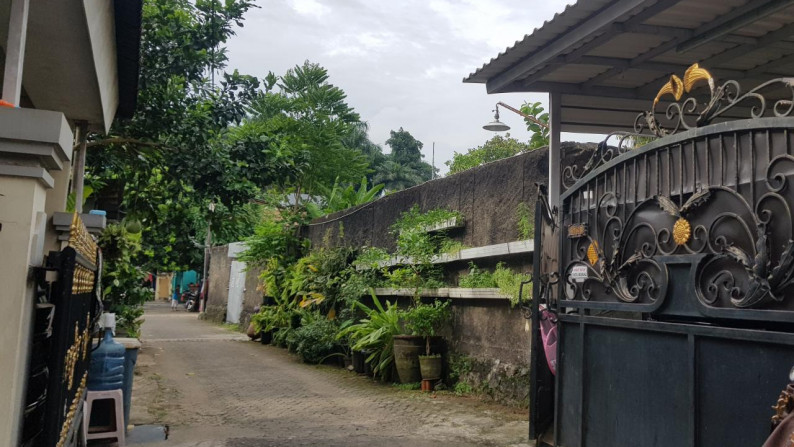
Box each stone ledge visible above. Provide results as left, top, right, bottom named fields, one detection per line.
left=0, top=107, right=73, bottom=169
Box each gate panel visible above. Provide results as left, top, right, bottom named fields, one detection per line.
left=556, top=315, right=794, bottom=447
left=697, top=338, right=794, bottom=446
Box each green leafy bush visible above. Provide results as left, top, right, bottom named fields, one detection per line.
left=516, top=202, right=534, bottom=240
left=98, top=223, right=153, bottom=337
left=402, top=300, right=450, bottom=355
left=493, top=263, right=532, bottom=307
left=288, top=317, right=341, bottom=363
left=458, top=262, right=496, bottom=288
left=337, top=292, right=401, bottom=378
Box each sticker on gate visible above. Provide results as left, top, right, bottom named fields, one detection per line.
left=570, top=265, right=589, bottom=283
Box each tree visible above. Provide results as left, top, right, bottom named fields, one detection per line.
left=519, top=101, right=550, bottom=148
left=386, top=127, right=423, bottom=165
left=445, top=135, right=532, bottom=175
left=86, top=0, right=260, bottom=271
left=378, top=128, right=435, bottom=192
left=227, top=61, right=370, bottom=207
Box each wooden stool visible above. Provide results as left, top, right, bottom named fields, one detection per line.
left=82, top=389, right=125, bottom=446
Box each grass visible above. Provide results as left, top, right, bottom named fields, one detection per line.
left=220, top=322, right=240, bottom=332
left=392, top=382, right=421, bottom=391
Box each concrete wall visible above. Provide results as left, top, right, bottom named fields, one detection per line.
left=239, top=265, right=265, bottom=330
left=205, top=245, right=230, bottom=323
left=305, top=143, right=594, bottom=251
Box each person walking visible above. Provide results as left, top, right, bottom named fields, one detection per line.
left=171, top=286, right=181, bottom=311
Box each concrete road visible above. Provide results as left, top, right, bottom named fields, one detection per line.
left=129, top=301, right=532, bottom=447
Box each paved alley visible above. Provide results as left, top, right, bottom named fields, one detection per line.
left=129, top=301, right=532, bottom=447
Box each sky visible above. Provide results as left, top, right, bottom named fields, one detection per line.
left=226, top=0, right=601, bottom=175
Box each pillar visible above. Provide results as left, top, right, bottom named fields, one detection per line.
left=0, top=106, right=73, bottom=446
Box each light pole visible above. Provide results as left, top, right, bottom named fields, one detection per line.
left=200, top=201, right=215, bottom=312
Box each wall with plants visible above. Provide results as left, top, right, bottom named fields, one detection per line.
left=305, top=143, right=594, bottom=251
left=200, top=143, right=595, bottom=407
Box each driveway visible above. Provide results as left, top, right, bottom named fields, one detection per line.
left=129, top=301, right=532, bottom=447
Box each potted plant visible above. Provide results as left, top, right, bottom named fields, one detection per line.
left=337, top=291, right=401, bottom=380
left=402, top=300, right=450, bottom=383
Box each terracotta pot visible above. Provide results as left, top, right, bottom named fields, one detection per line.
left=419, top=355, right=443, bottom=380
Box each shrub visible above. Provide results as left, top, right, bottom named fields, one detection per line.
left=289, top=318, right=341, bottom=363
left=402, top=300, right=451, bottom=355
left=458, top=262, right=496, bottom=288
left=337, top=292, right=401, bottom=378
left=493, top=263, right=532, bottom=307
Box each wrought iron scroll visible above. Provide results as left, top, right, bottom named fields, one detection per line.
left=560, top=120, right=794, bottom=320
left=635, top=63, right=794, bottom=137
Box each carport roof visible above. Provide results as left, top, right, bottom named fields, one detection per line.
left=464, top=0, right=794, bottom=133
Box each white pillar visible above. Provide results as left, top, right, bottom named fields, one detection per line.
left=2, top=0, right=30, bottom=105
left=0, top=107, right=73, bottom=446
left=548, top=92, right=562, bottom=210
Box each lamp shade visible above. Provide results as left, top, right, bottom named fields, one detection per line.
left=483, top=119, right=510, bottom=132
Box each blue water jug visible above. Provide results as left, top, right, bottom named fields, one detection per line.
left=87, top=330, right=125, bottom=390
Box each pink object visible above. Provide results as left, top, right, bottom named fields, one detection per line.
left=538, top=306, right=558, bottom=375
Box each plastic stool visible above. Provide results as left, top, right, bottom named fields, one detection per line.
left=82, top=389, right=125, bottom=446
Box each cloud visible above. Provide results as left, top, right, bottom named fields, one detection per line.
left=287, top=0, right=330, bottom=18
left=226, top=0, right=602, bottom=175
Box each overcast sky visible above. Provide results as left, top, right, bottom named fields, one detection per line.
left=226, top=0, right=600, bottom=175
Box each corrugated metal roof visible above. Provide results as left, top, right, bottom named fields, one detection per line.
left=464, top=0, right=794, bottom=132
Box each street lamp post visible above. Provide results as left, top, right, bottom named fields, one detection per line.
left=483, top=100, right=559, bottom=209
left=482, top=101, right=549, bottom=132
left=200, top=201, right=215, bottom=313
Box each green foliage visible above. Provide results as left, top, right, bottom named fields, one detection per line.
left=239, top=208, right=304, bottom=267
left=87, top=0, right=260, bottom=271
left=392, top=382, right=421, bottom=391
left=289, top=315, right=342, bottom=363
left=446, top=135, right=533, bottom=175
left=352, top=247, right=390, bottom=269
left=306, top=177, right=384, bottom=217
left=402, top=300, right=450, bottom=336
left=492, top=263, right=532, bottom=307
left=373, top=128, right=436, bottom=192
left=337, top=292, right=401, bottom=378
left=448, top=354, right=473, bottom=384
left=390, top=206, right=462, bottom=235
left=402, top=300, right=450, bottom=355
left=113, top=304, right=145, bottom=339
left=519, top=101, right=550, bottom=148
left=454, top=382, right=473, bottom=396
left=98, top=223, right=153, bottom=337
left=516, top=202, right=534, bottom=240
left=458, top=263, right=497, bottom=288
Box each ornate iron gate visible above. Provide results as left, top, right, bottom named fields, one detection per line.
left=27, top=214, right=101, bottom=447
left=533, top=67, right=794, bottom=446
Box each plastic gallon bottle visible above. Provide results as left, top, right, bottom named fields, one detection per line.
left=87, top=320, right=125, bottom=391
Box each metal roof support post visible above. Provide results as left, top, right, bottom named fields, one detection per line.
left=549, top=92, right=561, bottom=210
left=72, top=121, right=88, bottom=213
left=1, top=0, right=29, bottom=105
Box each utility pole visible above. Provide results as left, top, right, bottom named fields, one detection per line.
left=432, top=142, right=435, bottom=179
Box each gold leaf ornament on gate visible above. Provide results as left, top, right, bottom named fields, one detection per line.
left=655, top=189, right=712, bottom=247
left=673, top=217, right=691, bottom=245
left=587, top=240, right=599, bottom=266
left=653, top=74, right=684, bottom=110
